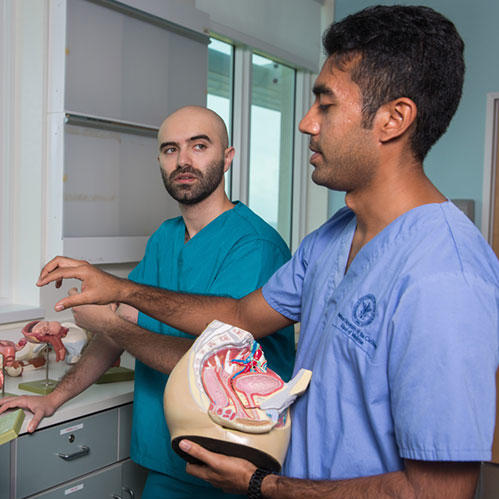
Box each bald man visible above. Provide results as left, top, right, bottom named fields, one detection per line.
left=5, top=106, right=295, bottom=498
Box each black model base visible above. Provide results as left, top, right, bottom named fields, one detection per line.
left=171, top=435, right=281, bottom=472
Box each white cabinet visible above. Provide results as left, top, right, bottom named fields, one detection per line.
left=45, top=0, right=208, bottom=264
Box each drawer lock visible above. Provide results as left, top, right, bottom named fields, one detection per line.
left=56, top=445, right=90, bottom=461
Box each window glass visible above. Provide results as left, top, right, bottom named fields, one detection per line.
left=248, top=54, right=295, bottom=244
left=207, top=38, right=233, bottom=195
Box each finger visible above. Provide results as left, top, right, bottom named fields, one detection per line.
left=68, top=288, right=79, bottom=296
left=185, top=462, right=212, bottom=481
left=0, top=397, right=24, bottom=414
left=38, top=270, right=71, bottom=288
left=37, top=256, right=61, bottom=283
left=38, top=266, right=85, bottom=288
left=55, top=290, right=96, bottom=311
left=28, top=409, right=44, bottom=433
left=179, top=440, right=218, bottom=468
left=0, top=397, right=16, bottom=414
left=37, top=256, right=76, bottom=284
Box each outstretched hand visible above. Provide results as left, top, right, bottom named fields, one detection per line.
left=179, top=439, right=257, bottom=495
left=0, top=394, right=58, bottom=432
left=37, top=256, right=127, bottom=312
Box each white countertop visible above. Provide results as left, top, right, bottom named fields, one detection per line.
left=1, top=330, right=134, bottom=435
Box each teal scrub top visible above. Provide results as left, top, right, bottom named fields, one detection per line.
left=128, top=202, right=295, bottom=489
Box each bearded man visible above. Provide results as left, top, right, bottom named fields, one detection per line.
left=2, top=106, right=295, bottom=499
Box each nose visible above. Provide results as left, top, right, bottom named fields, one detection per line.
left=299, top=105, right=320, bottom=136
left=177, top=147, right=191, bottom=168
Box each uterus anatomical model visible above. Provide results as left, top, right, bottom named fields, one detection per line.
left=0, top=321, right=89, bottom=391
left=22, top=321, right=69, bottom=362
left=164, top=320, right=312, bottom=471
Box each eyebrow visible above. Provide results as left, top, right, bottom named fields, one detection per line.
left=189, top=134, right=212, bottom=143
left=159, top=134, right=213, bottom=150
left=312, top=84, right=335, bottom=97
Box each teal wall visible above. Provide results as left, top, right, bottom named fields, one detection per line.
left=328, top=0, right=498, bottom=230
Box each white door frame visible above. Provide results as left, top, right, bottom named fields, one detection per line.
left=481, top=93, right=499, bottom=242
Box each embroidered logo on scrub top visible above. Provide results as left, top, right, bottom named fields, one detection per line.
left=352, top=294, right=376, bottom=327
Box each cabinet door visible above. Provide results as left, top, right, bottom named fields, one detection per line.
left=0, top=442, right=10, bottom=499
left=121, top=459, right=148, bottom=499
left=27, top=463, right=122, bottom=499
left=118, top=404, right=133, bottom=460
left=17, top=410, right=118, bottom=498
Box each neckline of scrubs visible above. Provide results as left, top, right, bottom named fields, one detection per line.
left=344, top=200, right=452, bottom=277
left=179, top=201, right=241, bottom=248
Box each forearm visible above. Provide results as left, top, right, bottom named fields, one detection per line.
left=119, top=282, right=288, bottom=338
left=262, top=471, right=415, bottom=499
left=99, top=313, right=193, bottom=373
left=49, top=334, right=122, bottom=407
left=118, top=280, right=239, bottom=335
left=261, top=461, right=479, bottom=499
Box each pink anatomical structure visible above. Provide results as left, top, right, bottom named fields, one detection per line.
left=203, top=336, right=296, bottom=433
left=22, top=321, right=69, bottom=362
left=164, top=320, right=312, bottom=471
left=0, top=340, right=25, bottom=390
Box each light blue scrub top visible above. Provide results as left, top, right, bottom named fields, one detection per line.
left=128, top=202, right=295, bottom=490
left=262, top=202, right=499, bottom=480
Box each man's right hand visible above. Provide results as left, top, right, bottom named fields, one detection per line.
left=0, top=394, right=59, bottom=432
left=37, top=256, right=128, bottom=312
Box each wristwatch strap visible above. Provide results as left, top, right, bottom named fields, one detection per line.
left=247, top=468, right=273, bottom=499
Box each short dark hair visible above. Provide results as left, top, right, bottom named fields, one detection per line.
left=323, top=5, right=465, bottom=161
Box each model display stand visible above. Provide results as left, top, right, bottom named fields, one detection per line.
left=96, top=366, right=135, bottom=384
left=0, top=409, right=25, bottom=445
left=164, top=320, right=312, bottom=472
left=18, top=344, right=58, bottom=395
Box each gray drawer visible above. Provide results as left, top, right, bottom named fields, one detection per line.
left=27, top=463, right=121, bottom=499
left=118, top=404, right=132, bottom=460
left=0, top=442, right=10, bottom=499
left=17, top=409, right=118, bottom=498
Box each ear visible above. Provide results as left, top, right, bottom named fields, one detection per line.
left=223, top=146, right=236, bottom=173
left=376, top=98, right=417, bottom=144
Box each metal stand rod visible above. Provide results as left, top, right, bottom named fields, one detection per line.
left=1, top=354, right=4, bottom=397
left=44, top=344, right=51, bottom=388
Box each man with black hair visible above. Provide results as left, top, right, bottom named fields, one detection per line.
left=27, top=5, right=499, bottom=497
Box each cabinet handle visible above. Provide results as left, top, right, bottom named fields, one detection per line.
left=56, top=445, right=90, bottom=461
left=122, top=486, right=135, bottom=498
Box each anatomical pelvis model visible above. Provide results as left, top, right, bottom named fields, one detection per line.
left=164, top=320, right=311, bottom=471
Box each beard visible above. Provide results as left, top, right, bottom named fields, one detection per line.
left=160, top=159, right=225, bottom=205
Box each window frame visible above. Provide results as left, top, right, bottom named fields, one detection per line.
left=209, top=39, right=313, bottom=252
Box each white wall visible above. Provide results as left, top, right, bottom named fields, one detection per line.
left=196, top=0, right=323, bottom=72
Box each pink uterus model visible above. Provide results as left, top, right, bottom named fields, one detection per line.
left=0, top=340, right=25, bottom=391
left=164, top=320, right=312, bottom=471
left=22, top=321, right=69, bottom=362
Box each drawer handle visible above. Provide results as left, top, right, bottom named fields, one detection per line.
left=122, top=486, right=135, bottom=498
left=56, top=445, right=90, bottom=461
